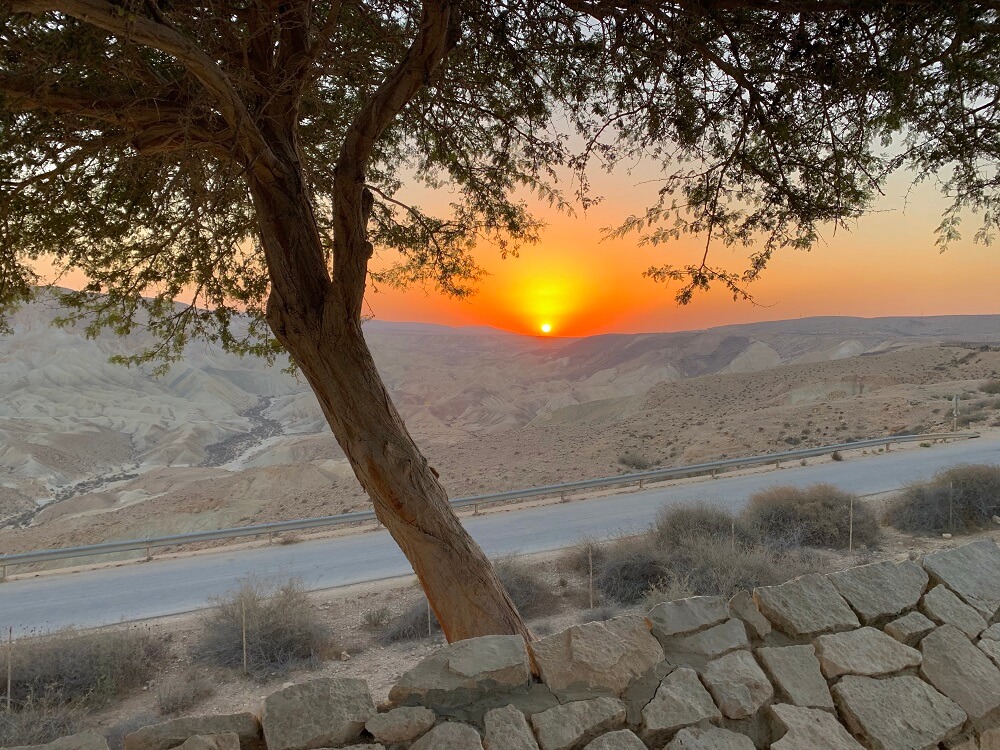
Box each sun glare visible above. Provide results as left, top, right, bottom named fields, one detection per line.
left=540, top=322, right=553, bottom=334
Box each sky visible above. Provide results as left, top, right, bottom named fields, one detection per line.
left=365, top=166, right=1000, bottom=338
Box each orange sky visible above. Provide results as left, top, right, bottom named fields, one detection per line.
left=36, top=167, right=1000, bottom=338
left=367, top=165, right=1000, bottom=337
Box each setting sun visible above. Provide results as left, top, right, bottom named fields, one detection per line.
left=540, top=323, right=552, bottom=334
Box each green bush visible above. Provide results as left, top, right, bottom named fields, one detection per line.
left=743, top=484, right=879, bottom=549
left=2, top=627, right=166, bottom=708
left=887, top=464, right=1000, bottom=534
left=193, top=578, right=332, bottom=678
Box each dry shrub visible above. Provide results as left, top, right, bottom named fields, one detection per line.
left=981, top=379, right=1000, bottom=394
left=654, top=502, right=757, bottom=548
left=655, top=536, right=828, bottom=600
left=156, top=671, right=215, bottom=715
left=744, top=484, right=878, bottom=549
left=592, top=536, right=662, bottom=605
left=193, top=578, right=332, bottom=678
left=0, top=698, right=82, bottom=746
left=3, top=626, right=166, bottom=708
left=361, top=607, right=391, bottom=632
left=887, top=464, right=1000, bottom=534
left=381, top=556, right=556, bottom=643
left=619, top=451, right=652, bottom=470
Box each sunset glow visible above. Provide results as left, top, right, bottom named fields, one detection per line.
left=540, top=322, right=552, bottom=334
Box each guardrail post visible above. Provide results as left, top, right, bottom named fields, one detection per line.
left=473, top=503, right=480, bottom=515
left=638, top=478, right=644, bottom=490
left=885, top=441, right=891, bottom=452
left=712, top=469, right=717, bottom=479
left=559, top=491, right=566, bottom=502
left=145, top=545, right=152, bottom=562
left=1, top=564, right=6, bottom=583
left=775, top=460, right=780, bottom=469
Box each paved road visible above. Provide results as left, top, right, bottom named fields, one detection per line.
left=3, top=436, right=999, bottom=636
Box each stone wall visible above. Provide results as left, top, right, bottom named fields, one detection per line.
left=11, top=539, right=1000, bottom=750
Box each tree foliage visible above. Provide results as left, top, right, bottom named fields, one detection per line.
left=0, top=0, right=997, bottom=347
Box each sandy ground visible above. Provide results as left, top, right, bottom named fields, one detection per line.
left=5, top=344, right=1000, bottom=562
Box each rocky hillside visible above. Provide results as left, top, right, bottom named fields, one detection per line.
left=29, top=538, right=1000, bottom=750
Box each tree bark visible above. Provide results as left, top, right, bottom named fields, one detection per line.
left=248, top=168, right=533, bottom=644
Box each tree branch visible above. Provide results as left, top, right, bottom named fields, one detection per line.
left=11, top=0, right=279, bottom=178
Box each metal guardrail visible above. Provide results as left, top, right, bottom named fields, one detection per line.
left=0, top=431, right=978, bottom=579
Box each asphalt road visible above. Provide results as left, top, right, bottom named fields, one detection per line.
left=3, top=436, right=999, bottom=636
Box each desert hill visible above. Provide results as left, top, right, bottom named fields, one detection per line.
left=3, top=290, right=1000, bottom=551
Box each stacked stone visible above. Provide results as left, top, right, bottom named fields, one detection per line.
left=9, top=540, right=1000, bottom=750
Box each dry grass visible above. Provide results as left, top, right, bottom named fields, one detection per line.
left=888, top=464, right=1000, bottom=534
left=744, top=484, right=879, bottom=549
left=2, top=627, right=166, bottom=709
left=192, top=578, right=333, bottom=679
left=0, top=698, right=83, bottom=747
left=156, top=671, right=215, bottom=715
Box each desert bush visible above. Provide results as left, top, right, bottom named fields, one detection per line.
left=493, top=556, right=558, bottom=619
left=743, top=484, right=879, bottom=549
left=380, top=598, right=440, bottom=644
left=361, top=607, right=391, bottom=632
left=3, top=627, right=166, bottom=708
left=957, top=407, right=987, bottom=427
left=619, top=451, right=651, bottom=470
left=193, top=578, right=331, bottom=678
left=592, top=536, right=662, bottom=605
left=831, top=450, right=844, bottom=461
left=0, top=698, right=82, bottom=746
left=655, top=536, right=828, bottom=600
left=654, top=502, right=758, bottom=548
left=156, top=671, right=215, bottom=715
left=887, top=464, right=1000, bottom=534
left=381, top=556, right=556, bottom=643
left=104, top=713, right=159, bottom=750
left=981, top=379, right=1000, bottom=394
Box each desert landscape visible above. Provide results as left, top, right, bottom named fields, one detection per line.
left=3, top=291, right=1000, bottom=557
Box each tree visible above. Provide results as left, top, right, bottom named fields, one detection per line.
left=1, top=0, right=997, bottom=641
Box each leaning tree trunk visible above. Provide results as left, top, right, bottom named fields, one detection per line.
left=249, top=165, right=532, bottom=644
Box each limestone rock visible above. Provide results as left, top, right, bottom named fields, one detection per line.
left=665, top=726, right=755, bottom=749
left=530, top=697, right=626, bottom=750
left=701, top=650, right=773, bottom=719
left=640, top=667, right=721, bottom=746
left=757, top=644, right=833, bottom=710
left=981, top=727, right=1000, bottom=750
left=979, top=636, right=1000, bottom=669
left=769, top=704, right=864, bottom=750
left=982, top=623, right=1000, bottom=641
left=177, top=737, right=239, bottom=750
left=366, top=706, right=436, bottom=744
left=621, top=662, right=673, bottom=726
left=658, top=619, right=749, bottom=665
left=528, top=615, right=663, bottom=698
left=483, top=705, right=538, bottom=750
left=124, top=714, right=264, bottom=750
left=389, top=635, right=532, bottom=711
left=832, top=675, right=966, bottom=750
left=753, top=575, right=859, bottom=637
left=922, top=540, right=1000, bottom=619
left=728, top=591, right=771, bottom=640
left=828, top=560, right=928, bottom=624
left=411, top=723, right=484, bottom=750
left=884, top=611, right=936, bottom=646
left=8, top=734, right=109, bottom=750
left=814, top=626, right=921, bottom=678
left=921, top=585, right=987, bottom=638
left=582, top=730, right=646, bottom=750
left=920, top=624, right=1000, bottom=720
left=647, top=597, right=729, bottom=640
left=260, top=678, right=375, bottom=750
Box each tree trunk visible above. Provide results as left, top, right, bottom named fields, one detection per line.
left=249, top=169, right=533, bottom=644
